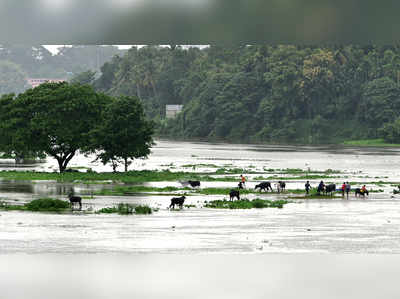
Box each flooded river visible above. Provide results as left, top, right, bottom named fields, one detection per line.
left=1, top=140, right=400, bottom=253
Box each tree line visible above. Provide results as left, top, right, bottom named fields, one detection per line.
left=92, top=45, right=400, bottom=144
left=0, top=82, right=154, bottom=172
left=0, top=45, right=125, bottom=95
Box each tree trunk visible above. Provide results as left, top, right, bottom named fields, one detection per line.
left=124, top=157, right=128, bottom=172
left=56, top=151, right=76, bottom=173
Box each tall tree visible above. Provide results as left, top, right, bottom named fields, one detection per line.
left=91, top=95, right=154, bottom=172
left=1, top=82, right=110, bottom=172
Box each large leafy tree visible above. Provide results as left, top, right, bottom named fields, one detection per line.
left=92, top=95, right=154, bottom=172
left=1, top=82, right=110, bottom=172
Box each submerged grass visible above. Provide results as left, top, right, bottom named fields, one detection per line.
left=0, top=198, right=70, bottom=212
left=204, top=198, right=289, bottom=209
left=253, top=175, right=342, bottom=181
left=0, top=170, right=242, bottom=183
left=96, top=203, right=153, bottom=215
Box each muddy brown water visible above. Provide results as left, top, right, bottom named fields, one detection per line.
left=1, top=140, right=400, bottom=253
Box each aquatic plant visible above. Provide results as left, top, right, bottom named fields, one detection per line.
left=0, top=198, right=70, bottom=212
left=204, top=198, right=289, bottom=209
left=96, top=203, right=153, bottom=215
left=134, top=205, right=152, bottom=214
left=25, top=198, right=70, bottom=212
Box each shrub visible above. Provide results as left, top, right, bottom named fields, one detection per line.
left=117, top=203, right=135, bottom=214
left=96, top=207, right=118, bottom=214
left=25, top=198, right=70, bottom=212
left=134, top=205, right=152, bottom=214
left=204, top=198, right=289, bottom=209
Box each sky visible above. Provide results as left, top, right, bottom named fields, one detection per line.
left=43, top=45, right=133, bottom=55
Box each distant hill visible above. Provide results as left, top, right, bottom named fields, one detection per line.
left=0, top=45, right=127, bottom=95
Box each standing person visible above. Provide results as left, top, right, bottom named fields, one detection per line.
left=317, top=181, right=325, bottom=195
left=238, top=182, right=244, bottom=189
left=345, top=182, right=351, bottom=198
left=341, top=182, right=346, bottom=197
left=240, top=174, right=246, bottom=188
left=305, top=181, right=311, bottom=194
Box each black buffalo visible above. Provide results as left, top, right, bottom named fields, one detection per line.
left=276, top=181, right=286, bottom=193
left=355, top=188, right=369, bottom=197
left=169, top=196, right=186, bottom=209
left=255, top=182, right=272, bottom=192
left=68, top=193, right=82, bottom=210
left=324, top=184, right=336, bottom=196
left=229, top=190, right=240, bottom=201
left=188, top=180, right=200, bottom=188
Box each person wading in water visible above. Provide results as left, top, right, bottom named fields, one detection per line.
left=240, top=174, right=246, bottom=189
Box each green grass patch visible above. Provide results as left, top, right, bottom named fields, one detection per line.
left=184, top=204, right=196, bottom=208
left=0, top=198, right=70, bottom=212
left=204, top=198, right=289, bottom=209
left=253, top=175, right=341, bottom=181
left=181, top=164, right=220, bottom=168
left=92, top=185, right=192, bottom=196
left=134, top=205, right=152, bottom=214
left=96, top=203, right=153, bottom=215
left=0, top=170, right=244, bottom=183
left=343, top=139, right=400, bottom=147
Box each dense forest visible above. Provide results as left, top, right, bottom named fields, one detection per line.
left=5, top=44, right=400, bottom=144
left=0, top=45, right=125, bottom=94
left=92, top=45, right=400, bottom=144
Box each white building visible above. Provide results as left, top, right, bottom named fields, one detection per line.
left=27, top=78, right=66, bottom=88
left=166, top=105, right=183, bottom=119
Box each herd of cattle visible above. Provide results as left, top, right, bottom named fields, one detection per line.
left=168, top=179, right=372, bottom=209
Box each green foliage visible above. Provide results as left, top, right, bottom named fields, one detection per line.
left=379, top=118, right=400, bottom=143
left=96, top=207, right=118, bottom=214
left=93, top=45, right=400, bottom=144
left=0, top=82, right=111, bottom=172
left=70, top=70, right=97, bottom=85
left=204, top=198, right=289, bottom=209
left=91, top=95, right=154, bottom=172
left=116, top=203, right=135, bottom=214
left=25, top=198, right=70, bottom=212
left=96, top=204, right=152, bottom=215
left=134, top=205, right=152, bottom=214
left=0, top=198, right=69, bottom=212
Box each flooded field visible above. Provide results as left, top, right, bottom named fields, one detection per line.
left=1, top=140, right=400, bottom=253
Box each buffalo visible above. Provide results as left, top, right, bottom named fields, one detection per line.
left=229, top=190, right=240, bottom=201
left=188, top=180, right=201, bottom=188
left=355, top=188, right=369, bottom=197
left=255, top=182, right=272, bottom=192
left=68, top=193, right=82, bottom=210
left=169, top=196, right=186, bottom=209
left=324, top=184, right=336, bottom=196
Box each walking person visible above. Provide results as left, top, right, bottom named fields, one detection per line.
left=341, top=182, right=346, bottom=197
left=317, top=180, right=325, bottom=195
left=345, top=182, right=351, bottom=198
left=240, top=174, right=246, bottom=189
left=305, top=181, right=311, bottom=194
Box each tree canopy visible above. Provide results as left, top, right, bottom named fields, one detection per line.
left=0, top=82, right=154, bottom=172
left=91, top=95, right=154, bottom=172
left=93, top=45, right=400, bottom=144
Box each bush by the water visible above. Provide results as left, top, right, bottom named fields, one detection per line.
left=134, top=205, right=152, bottom=214
left=0, top=198, right=70, bottom=212
left=97, top=203, right=153, bottom=215
left=204, top=198, right=288, bottom=209
left=25, top=198, right=70, bottom=212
